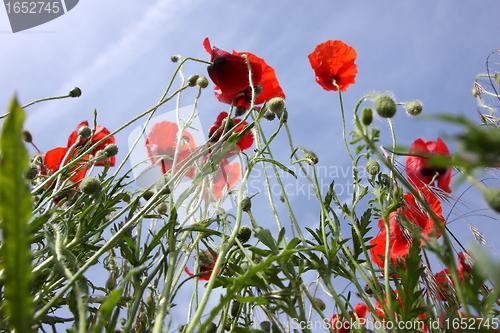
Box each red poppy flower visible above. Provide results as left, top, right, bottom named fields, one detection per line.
left=308, top=40, right=358, bottom=91
left=67, top=121, right=116, bottom=167
left=204, top=38, right=262, bottom=98
left=201, top=157, right=240, bottom=200
left=43, top=147, right=89, bottom=185
left=214, top=52, right=285, bottom=110
left=329, top=303, right=368, bottom=333
left=370, top=188, right=445, bottom=268
left=184, top=250, right=218, bottom=281
left=432, top=252, right=472, bottom=301
left=145, top=121, right=196, bottom=178
left=208, top=112, right=253, bottom=156
left=405, top=138, right=452, bottom=193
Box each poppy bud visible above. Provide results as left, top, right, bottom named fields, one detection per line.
left=235, top=105, right=246, bottom=117
left=142, top=190, right=155, bottom=201
left=95, top=150, right=108, bottom=163
left=365, top=159, right=380, bottom=176
left=471, top=88, right=480, bottom=97
left=373, top=94, right=397, bottom=118
left=24, top=163, right=38, bottom=180
left=69, top=87, right=82, bottom=98
left=482, top=188, right=500, bottom=213
left=263, top=110, right=275, bottom=121
left=154, top=174, right=171, bottom=196
left=362, top=107, right=373, bottom=126
left=304, top=150, right=319, bottom=165
left=187, top=74, right=200, bottom=87
left=496, top=74, right=500, bottom=85
left=254, top=84, right=263, bottom=97
left=240, top=197, right=252, bottom=212
left=196, top=76, right=209, bottom=89
left=313, top=297, right=326, bottom=311
left=260, top=321, right=271, bottom=333
left=268, top=97, right=285, bottom=114
left=231, top=300, right=241, bottom=318
left=204, top=322, right=217, bottom=333
left=276, top=108, right=288, bottom=122
left=405, top=101, right=423, bottom=116
left=253, top=253, right=262, bottom=264
left=104, top=144, right=118, bottom=157
left=78, top=126, right=91, bottom=140
left=171, top=54, right=181, bottom=63
left=156, top=202, right=168, bottom=215
left=198, top=249, right=215, bottom=268
left=106, top=275, right=117, bottom=291
left=22, top=130, right=33, bottom=143
left=80, top=176, right=101, bottom=195
left=237, top=225, right=252, bottom=243
left=121, top=192, right=131, bottom=203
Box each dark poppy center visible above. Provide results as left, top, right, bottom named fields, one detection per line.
left=420, top=167, right=448, bottom=177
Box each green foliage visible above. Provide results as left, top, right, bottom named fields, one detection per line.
left=0, top=97, right=33, bottom=333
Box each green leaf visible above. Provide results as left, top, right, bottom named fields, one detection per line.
left=253, top=158, right=297, bottom=179
left=0, top=96, right=33, bottom=333
left=92, top=289, right=123, bottom=333
left=254, top=227, right=278, bottom=255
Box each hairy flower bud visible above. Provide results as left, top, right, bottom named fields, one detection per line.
left=187, top=74, right=200, bottom=87
left=373, top=94, right=397, bottom=118
left=237, top=225, right=252, bottom=243
left=80, top=176, right=101, bottom=195
left=471, top=87, right=480, bottom=97
left=235, top=105, right=246, bottom=117
left=198, top=249, right=215, bottom=268
left=196, top=76, right=209, bottom=89
left=204, top=322, right=217, bottom=333
left=276, top=108, right=288, bottom=122
left=263, top=110, right=275, bottom=121
left=156, top=202, right=168, bottom=215
left=142, top=190, right=155, bottom=201
left=240, top=197, right=252, bottom=212
left=313, top=298, right=326, bottom=311
left=22, top=130, right=33, bottom=143
left=24, top=163, right=38, bottom=180
left=106, top=276, right=117, bottom=291
left=365, top=159, right=380, bottom=176
left=171, top=54, right=181, bottom=62
left=405, top=101, right=423, bottom=116
left=69, top=87, right=82, bottom=97
left=260, top=321, right=271, bottom=333
left=78, top=126, right=91, bottom=140
left=483, top=188, right=500, bottom=213
left=104, top=144, right=118, bottom=157
left=254, top=84, right=263, bottom=97
left=304, top=150, right=319, bottom=165
left=268, top=97, right=285, bottom=114
left=362, top=107, right=373, bottom=126
left=154, top=175, right=171, bottom=196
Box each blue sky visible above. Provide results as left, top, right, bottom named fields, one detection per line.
left=1, top=0, right=500, bottom=329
